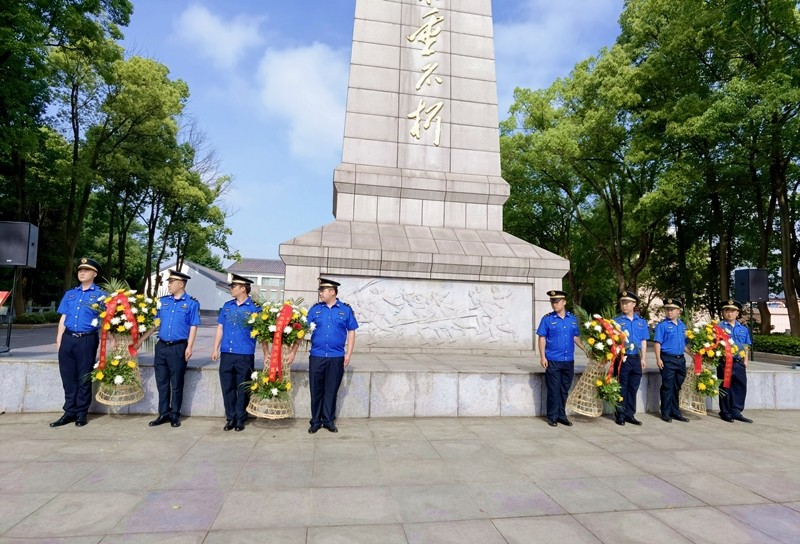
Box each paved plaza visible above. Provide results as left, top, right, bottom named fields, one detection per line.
left=1, top=409, right=799, bottom=543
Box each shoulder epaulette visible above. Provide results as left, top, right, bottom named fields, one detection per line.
left=312, top=301, right=324, bottom=307
left=342, top=301, right=352, bottom=308
left=190, top=296, right=198, bottom=302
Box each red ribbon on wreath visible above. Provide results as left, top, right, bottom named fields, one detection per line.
left=713, top=323, right=734, bottom=388
left=268, top=303, right=294, bottom=381
left=98, top=292, right=140, bottom=370
left=597, top=317, right=627, bottom=380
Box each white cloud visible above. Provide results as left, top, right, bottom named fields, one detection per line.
left=256, top=43, right=348, bottom=162
left=172, top=5, right=264, bottom=70
left=494, top=0, right=625, bottom=117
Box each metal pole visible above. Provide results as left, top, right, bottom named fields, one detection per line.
left=0, top=267, right=17, bottom=353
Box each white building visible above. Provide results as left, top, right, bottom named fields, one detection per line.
left=227, top=258, right=286, bottom=303
left=146, top=260, right=230, bottom=314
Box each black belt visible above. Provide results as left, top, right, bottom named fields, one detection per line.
left=64, top=329, right=98, bottom=338
left=159, top=339, right=188, bottom=346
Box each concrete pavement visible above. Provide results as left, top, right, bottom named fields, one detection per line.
left=1, top=410, right=799, bottom=543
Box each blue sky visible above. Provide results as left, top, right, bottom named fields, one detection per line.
left=122, top=0, right=625, bottom=262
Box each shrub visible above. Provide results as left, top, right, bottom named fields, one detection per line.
left=752, top=334, right=800, bottom=357
left=14, top=313, right=47, bottom=324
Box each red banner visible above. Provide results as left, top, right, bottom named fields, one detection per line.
left=713, top=323, right=734, bottom=388
left=98, top=292, right=140, bottom=370
left=268, top=303, right=293, bottom=381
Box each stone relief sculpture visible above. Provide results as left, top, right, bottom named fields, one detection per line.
left=343, top=279, right=530, bottom=349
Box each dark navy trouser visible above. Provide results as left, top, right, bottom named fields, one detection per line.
left=545, top=360, right=574, bottom=421
left=309, top=355, right=345, bottom=426
left=153, top=340, right=188, bottom=417
left=659, top=353, right=686, bottom=418
left=58, top=332, right=99, bottom=416
left=219, top=352, right=255, bottom=423
left=718, top=358, right=747, bottom=417
left=616, top=354, right=643, bottom=419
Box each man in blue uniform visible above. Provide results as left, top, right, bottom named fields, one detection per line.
left=653, top=298, right=690, bottom=423
left=613, top=291, right=649, bottom=426
left=51, top=257, right=107, bottom=427
left=307, top=278, right=358, bottom=434
left=536, top=289, right=583, bottom=427
left=211, top=274, right=259, bottom=432
left=136, top=270, right=200, bottom=428
left=717, top=299, right=753, bottom=423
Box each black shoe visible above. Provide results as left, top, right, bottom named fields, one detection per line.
left=149, top=415, right=170, bottom=426
left=615, top=418, right=625, bottom=426
left=308, top=424, right=321, bottom=434
left=720, top=414, right=735, bottom=422
left=49, top=414, right=77, bottom=428
left=547, top=420, right=557, bottom=427
left=324, top=424, right=338, bottom=433
left=673, top=415, right=690, bottom=423
left=75, top=416, right=88, bottom=427
left=624, top=416, right=643, bottom=426
left=557, top=418, right=573, bottom=426
left=223, top=421, right=235, bottom=431
left=661, top=415, right=672, bottom=423
left=733, top=415, right=753, bottom=423
left=170, top=415, right=181, bottom=427
left=234, top=423, right=245, bottom=432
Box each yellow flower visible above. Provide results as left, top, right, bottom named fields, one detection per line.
left=618, top=396, right=623, bottom=402
left=686, top=331, right=695, bottom=339
left=599, top=333, right=607, bottom=340
left=297, top=330, right=305, bottom=339
left=261, top=313, right=268, bottom=320
left=116, top=325, right=126, bottom=332
left=587, top=338, right=596, bottom=345
left=151, top=308, right=157, bottom=315
left=111, top=360, right=119, bottom=367
left=99, top=311, right=107, bottom=318
left=137, top=315, right=145, bottom=323
left=154, top=318, right=161, bottom=327
left=698, top=383, right=707, bottom=391
left=590, top=320, right=597, bottom=327
left=96, top=371, right=104, bottom=380
left=292, top=312, right=299, bottom=320
left=606, top=352, right=614, bottom=360
left=139, top=302, right=146, bottom=308
left=136, top=294, right=144, bottom=300
left=613, top=335, right=619, bottom=342
left=250, top=329, right=258, bottom=338
left=301, top=308, right=308, bottom=316
left=103, top=323, right=111, bottom=330
left=250, top=383, right=258, bottom=391
left=262, top=376, right=270, bottom=384
left=286, top=382, right=291, bottom=390
left=127, top=361, right=136, bottom=368
left=595, top=380, right=603, bottom=387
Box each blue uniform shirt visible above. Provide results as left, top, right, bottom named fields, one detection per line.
left=719, top=320, right=752, bottom=360
left=57, top=284, right=107, bottom=333
left=653, top=318, right=688, bottom=355
left=308, top=299, right=359, bottom=357
left=217, top=296, right=259, bottom=354
left=157, top=293, right=201, bottom=342
left=614, top=313, right=650, bottom=355
left=536, top=311, right=580, bottom=362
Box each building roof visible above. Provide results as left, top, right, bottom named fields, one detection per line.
left=228, top=258, right=286, bottom=275
left=159, top=260, right=229, bottom=288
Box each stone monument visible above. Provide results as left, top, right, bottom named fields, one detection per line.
left=280, top=0, right=569, bottom=354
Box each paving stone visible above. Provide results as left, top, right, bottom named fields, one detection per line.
left=492, top=515, right=602, bottom=544
left=651, top=506, right=782, bottom=543
left=404, top=519, right=507, bottom=543
left=573, top=511, right=692, bottom=544
left=309, top=486, right=401, bottom=526
left=718, top=504, right=800, bottom=543
left=308, top=523, right=407, bottom=544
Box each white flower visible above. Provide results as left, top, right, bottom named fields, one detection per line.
left=693, top=327, right=700, bottom=333
left=594, top=325, right=602, bottom=332
left=270, top=307, right=280, bottom=313
left=114, top=375, right=124, bottom=385
left=301, top=316, right=307, bottom=323
left=592, top=314, right=602, bottom=319
left=124, top=321, right=133, bottom=330
left=703, top=342, right=711, bottom=348
left=595, top=343, right=605, bottom=351
left=270, top=387, right=279, bottom=397
left=251, top=371, right=258, bottom=380
left=145, top=297, right=152, bottom=303
left=309, top=323, right=316, bottom=331
left=715, top=350, right=721, bottom=357
left=138, top=325, right=146, bottom=333
left=584, top=321, right=592, bottom=328
left=91, top=318, right=98, bottom=327
left=606, top=338, right=613, bottom=345
left=127, top=297, right=135, bottom=303
left=130, top=307, right=138, bottom=314
left=110, top=317, right=121, bottom=325
left=93, top=362, right=99, bottom=369
left=283, top=326, right=292, bottom=334
left=268, top=325, right=277, bottom=332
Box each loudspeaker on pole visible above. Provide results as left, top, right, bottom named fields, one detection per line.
left=0, top=222, right=39, bottom=268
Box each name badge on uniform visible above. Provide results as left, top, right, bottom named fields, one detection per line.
left=181, top=304, right=187, bottom=309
